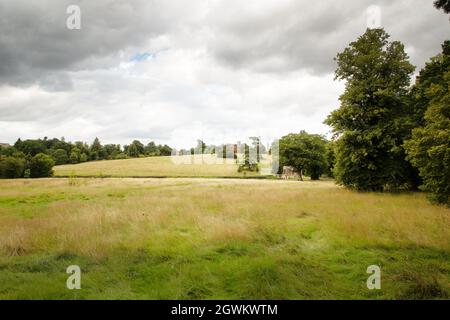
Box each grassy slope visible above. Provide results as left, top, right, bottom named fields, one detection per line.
left=0, top=178, right=449, bottom=299
left=54, top=155, right=269, bottom=178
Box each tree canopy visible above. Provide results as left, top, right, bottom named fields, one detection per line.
left=405, top=41, right=450, bottom=205
left=278, top=131, right=328, bottom=180
left=325, top=28, right=417, bottom=191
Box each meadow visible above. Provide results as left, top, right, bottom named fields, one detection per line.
left=0, top=177, right=449, bottom=299
left=54, top=155, right=271, bottom=178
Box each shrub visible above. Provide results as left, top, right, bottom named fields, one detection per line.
left=79, top=153, right=88, bottom=162
left=69, top=149, right=81, bottom=164
left=29, top=153, right=55, bottom=178
left=0, top=157, right=25, bottom=178
left=23, top=169, right=31, bottom=178
left=115, top=153, right=127, bottom=160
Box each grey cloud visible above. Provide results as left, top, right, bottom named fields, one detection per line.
left=0, top=0, right=448, bottom=88
left=206, top=0, right=449, bottom=74
left=0, top=0, right=187, bottom=88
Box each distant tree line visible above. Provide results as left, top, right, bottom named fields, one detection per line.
left=0, top=137, right=173, bottom=178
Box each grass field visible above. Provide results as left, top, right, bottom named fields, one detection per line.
left=54, top=155, right=271, bottom=178
left=0, top=177, right=449, bottom=299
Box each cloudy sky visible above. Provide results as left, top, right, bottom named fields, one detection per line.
left=0, top=0, right=448, bottom=148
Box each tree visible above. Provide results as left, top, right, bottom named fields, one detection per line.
left=131, top=140, right=145, bottom=155
left=90, top=137, right=105, bottom=160
left=0, top=157, right=25, bottom=178
left=194, top=140, right=206, bottom=154
left=324, top=28, right=416, bottom=191
left=409, top=42, right=450, bottom=128
left=69, top=147, right=81, bottom=164
left=145, top=142, right=158, bottom=156
left=29, top=153, right=55, bottom=178
left=159, top=145, right=173, bottom=156
left=249, top=137, right=263, bottom=163
left=434, top=0, right=450, bottom=14
left=104, top=144, right=121, bottom=159
left=14, top=139, right=46, bottom=156
left=74, top=141, right=90, bottom=155
left=51, top=148, right=69, bottom=165
left=127, top=143, right=139, bottom=158
left=278, top=131, right=328, bottom=181
left=405, top=41, right=450, bottom=205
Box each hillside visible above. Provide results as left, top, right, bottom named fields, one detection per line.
left=54, top=155, right=272, bottom=178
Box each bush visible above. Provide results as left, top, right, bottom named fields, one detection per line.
left=238, top=163, right=259, bottom=174
left=0, top=157, right=25, bottom=178
left=23, top=169, right=31, bottom=178
left=29, top=153, right=55, bottom=178
left=69, top=151, right=80, bottom=164
left=115, top=153, right=127, bottom=160
left=79, top=153, right=88, bottom=162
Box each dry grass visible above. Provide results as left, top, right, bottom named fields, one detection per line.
left=1, top=178, right=448, bottom=256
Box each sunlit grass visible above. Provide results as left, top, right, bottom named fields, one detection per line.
left=0, top=178, right=449, bottom=299
left=54, top=155, right=270, bottom=178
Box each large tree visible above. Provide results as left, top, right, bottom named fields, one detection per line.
left=324, top=28, right=416, bottom=191
left=90, top=137, right=105, bottom=160
left=278, top=131, right=328, bottom=180
left=405, top=41, right=450, bottom=205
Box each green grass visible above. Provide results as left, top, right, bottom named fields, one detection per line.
left=0, top=178, right=449, bottom=299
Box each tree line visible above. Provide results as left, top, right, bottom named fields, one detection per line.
left=0, top=137, right=173, bottom=178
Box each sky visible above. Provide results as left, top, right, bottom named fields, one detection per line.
left=0, top=0, right=448, bottom=149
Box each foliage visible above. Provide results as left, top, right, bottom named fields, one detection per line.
left=51, top=149, right=69, bottom=165
left=69, top=148, right=81, bottom=164
left=434, top=0, right=450, bottom=14
left=158, top=144, right=173, bottom=156
left=0, top=156, right=25, bottom=178
left=325, top=28, right=416, bottom=191
left=29, top=153, right=55, bottom=178
left=278, top=131, right=328, bottom=180
left=405, top=41, right=450, bottom=205
left=14, top=139, right=46, bottom=156
left=115, top=153, right=128, bottom=160
left=325, top=141, right=336, bottom=178
left=126, top=143, right=140, bottom=158
left=3, top=137, right=175, bottom=176
left=79, top=153, right=88, bottom=163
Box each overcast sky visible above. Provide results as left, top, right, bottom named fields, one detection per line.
left=0, top=0, right=448, bottom=148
